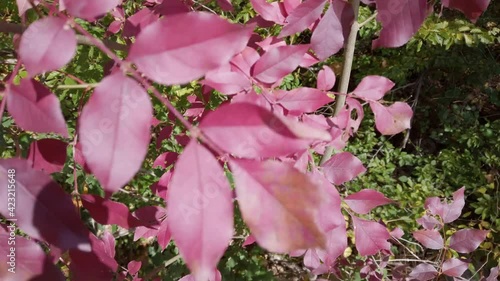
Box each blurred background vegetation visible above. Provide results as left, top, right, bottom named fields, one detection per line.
left=0, top=0, right=498, bottom=280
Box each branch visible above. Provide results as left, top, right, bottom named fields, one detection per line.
left=319, top=0, right=361, bottom=165
left=0, top=20, right=128, bottom=52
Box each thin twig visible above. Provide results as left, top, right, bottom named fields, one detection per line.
left=359, top=11, right=378, bottom=28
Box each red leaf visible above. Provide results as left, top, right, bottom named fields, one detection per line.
left=216, top=0, right=233, bottom=12
left=28, top=139, right=68, bottom=174
left=19, top=17, right=76, bottom=76
left=79, top=72, right=152, bottom=193
left=425, top=187, right=465, bottom=223
left=311, top=3, right=344, bottom=60
left=351, top=76, right=395, bottom=101
left=486, top=267, right=499, bottom=281
left=442, top=0, right=490, bottom=23
left=442, top=258, right=469, bottom=277
left=167, top=141, right=233, bottom=281
left=80, top=194, right=142, bottom=229
left=317, top=66, right=336, bottom=91
left=63, top=0, right=121, bottom=20
left=129, top=12, right=254, bottom=85
left=279, top=0, right=327, bottom=38
left=449, top=229, right=489, bottom=253
left=409, top=263, right=438, bottom=281
left=251, top=44, right=309, bottom=84
left=230, top=159, right=327, bottom=253
left=199, top=102, right=331, bottom=158
left=69, top=233, right=118, bottom=281
left=0, top=158, right=90, bottom=251
left=0, top=232, right=64, bottom=280
left=320, top=152, right=366, bottom=185
left=7, top=79, right=68, bottom=137
left=370, top=101, right=413, bottom=135
left=372, top=0, right=428, bottom=48
left=352, top=216, right=390, bottom=256
left=276, top=87, right=333, bottom=115
left=345, top=189, right=393, bottom=214
left=412, top=229, right=444, bottom=250
left=156, top=126, right=173, bottom=149
left=123, top=8, right=159, bottom=38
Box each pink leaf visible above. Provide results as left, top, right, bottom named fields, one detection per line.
left=167, top=141, right=233, bottom=281
left=199, top=102, right=331, bottom=158
left=123, top=8, right=159, bottom=38
left=79, top=72, right=152, bottom=193
left=409, top=263, right=438, bottom=281
left=28, top=139, right=68, bottom=174
left=179, top=270, right=222, bottom=281
left=351, top=76, right=395, bottom=101
left=216, top=0, right=233, bottom=11
left=317, top=65, right=336, bottom=91
left=230, top=159, right=327, bottom=253
left=150, top=170, right=172, bottom=200
left=242, top=234, right=256, bottom=247
left=129, top=12, right=254, bottom=85
left=416, top=215, right=442, bottom=230
left=251, top=44, right=309, bottom=84
left=390, top=227, right=404, bottom=239
left=320, top=152, right=366, bottom=185
left=486, top=267, right=499, bottom=281
left=279, top=0, right=327, bottom=38
left=442, top=258, right=469, bottom=277
left=311, top=3, right=344, bottom=60
left=332, top=0, right=355, bottom=40
left=425, top=187, right=465, bottom=223
left=101, top=231, right=115, bottom=259
left=0, top=158, right=90, bottom=251
left=442, top=0, right=490, bottom=23
left=153, top=152, right=178, bottom=169
left=230, top=47, right=261, bottom=77
left=202, top=70, right=252, bottom=95
left=250, top=0, right=285, bottom=24
left=16, top=0, right=35, bottom=16
left=80, top=194, right=142, bottom=229
left=157, top=220, right=171, bottom=250
left=370, top=101, right=413, bottom=135
left=0, top=232, right=64, bottom=280
left=412, top=229, right=444, bottom=250
left=7, top=79, right=68, bottom=137
left=19, top=17, right=76, bottom=76
left=69, top=233, right=118, bottom=281
left=63, top=0, right=121, bottom=20
left=372, top=0, right=428, bottom=48
left=276, top=87, right=333, bottom=115
left=352, top=216, right=390, bottom=256
left=309, top=170, right=344, bottom=231
left=345, top=189, right=393, bottom=214
left=128, top=261, right=142, bottom=276
left=449, top=229, right=489, bottom=253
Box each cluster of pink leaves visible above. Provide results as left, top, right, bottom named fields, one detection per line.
left=0, top=0, right=492, bottom=280
left=408, top=187, right=490, bottom=281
